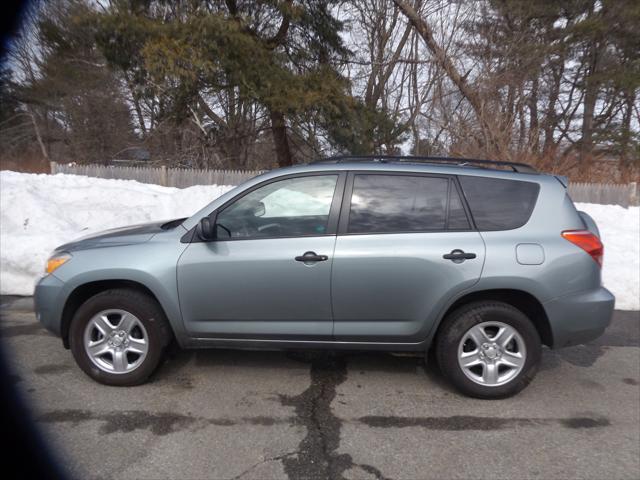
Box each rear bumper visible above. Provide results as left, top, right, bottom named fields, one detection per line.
left=34, top=274, right=66, bottom=337
left=544, top=286, right=615, bottom=348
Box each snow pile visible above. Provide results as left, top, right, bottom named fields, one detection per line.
left=0, top=171, right=638, bottom=310
left=0, top=171, right=234, bottom=295
left=574, top=202, right=639, bottom=310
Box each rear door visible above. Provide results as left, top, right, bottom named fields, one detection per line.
left=331, top=172, right=485, bottom=343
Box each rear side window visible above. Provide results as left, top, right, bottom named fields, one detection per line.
left=347, top=174, right=469, bottom=234
left=458, top=176, right=539, bottom=230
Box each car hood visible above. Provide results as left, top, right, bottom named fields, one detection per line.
left=55, top=220, right=177, bottom=252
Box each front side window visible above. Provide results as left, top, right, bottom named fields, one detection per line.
left=216, top=175, right=338, bottom=239
left=347, top=174, right=452, bottom=234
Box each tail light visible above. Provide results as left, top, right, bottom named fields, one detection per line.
left=561, top=230, right=603, bottom=267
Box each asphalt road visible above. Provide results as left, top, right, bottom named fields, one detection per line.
left=1, top=296, right=638, bottom=480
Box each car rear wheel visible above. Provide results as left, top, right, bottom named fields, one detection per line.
left=436, top=301, right=541, bottom=399
left=69, top=289, right=172, bottom=386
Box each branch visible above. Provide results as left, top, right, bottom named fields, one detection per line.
left=369, top=20, right=413, bottom=106
left=197, top=94, right=227, bottom=128
left=225, top=0, right=237, bottom=16
left=267, top=1, right=293, bottom=47
left=393, top=0, right=504, bottom=155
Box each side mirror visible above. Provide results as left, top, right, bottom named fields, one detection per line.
left=197, top=216, right=216, bottom=241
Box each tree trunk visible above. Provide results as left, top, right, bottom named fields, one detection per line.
left=124, top=72, right=147, bottom=136
left=542, top=58, right=563, bottom=155
left=580, top=9, right=605, bottom=160
left=581, top=70, right=598, bottom=158
left=27, top=107, right=49, bottom=163
left=528, top=76, right=539, bottom=152
left=621, top=90, right=634, bottom=158
left=270, top=110, right=293, bottom=167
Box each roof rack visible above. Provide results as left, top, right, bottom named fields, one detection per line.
left=311, top=155, right=538, bottom=174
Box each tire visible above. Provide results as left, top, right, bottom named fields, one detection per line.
left=69, top=288, right=172, bottom=386
left=435, top=301, right=541, bottom=399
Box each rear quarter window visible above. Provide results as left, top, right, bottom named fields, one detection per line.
left=458, top=176, right=540, bottom=230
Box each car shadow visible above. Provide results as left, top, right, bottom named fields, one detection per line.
left=152, top=345, right=459, bottom=392
left=150, top=339, right=620, bottom=394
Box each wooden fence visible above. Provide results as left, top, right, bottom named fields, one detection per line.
left=51, top=162, right=264, bottom=188
left=568, top=182, right=638, bottom=207
left=50, top=162, right=639, bottom=207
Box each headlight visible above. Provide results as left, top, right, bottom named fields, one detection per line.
left=46, top=253, right=72, bottom=275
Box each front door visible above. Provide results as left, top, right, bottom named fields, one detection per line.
left=177, top=173, right=344, bottom=340
left=331, top=172, right=485, bottom=343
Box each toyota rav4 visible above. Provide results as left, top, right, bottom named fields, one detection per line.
left=34, top=156, right=615, bottom=398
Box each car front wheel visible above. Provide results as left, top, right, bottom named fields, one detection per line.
left=69, top=289, right=172, bottom=386
left=436, top=301, right=541, bottom=399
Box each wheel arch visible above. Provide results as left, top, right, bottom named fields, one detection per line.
left=434, top=289, right=553, bottom=348
left=60, top=280, right=174, bottom=349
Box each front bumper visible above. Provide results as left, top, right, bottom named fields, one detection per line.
left=544, top=286, right=615, bottom=348
left=34, top=274, right=66, bottom=337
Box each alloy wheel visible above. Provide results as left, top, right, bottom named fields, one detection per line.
left=457, top=321, right=526, bottom=387
left=83, top=309, right=149, bottom=374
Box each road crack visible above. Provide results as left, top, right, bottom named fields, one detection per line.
left=230, top=450, right=300, bottom=480
left=280, top=352, right=391, bottom=480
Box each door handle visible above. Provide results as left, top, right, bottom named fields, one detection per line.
left=443, top=249, right=476, bottom=263
left=295, top=251, right=328, bottom=263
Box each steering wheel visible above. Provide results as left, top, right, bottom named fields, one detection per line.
left=217, top=212, right=263, bottom=238
left=257, top=223, right=282, bottom=233
left=236, top=215, right=258, bottom=237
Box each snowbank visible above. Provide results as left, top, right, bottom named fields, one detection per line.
left=0, top=171, right=234, bottom=296
left=1, top=171, right=638, bottom=310
left=574, top=202, right=639, bottom=311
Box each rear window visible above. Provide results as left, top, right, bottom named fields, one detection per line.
left=347, top=174, right=469, bottom=234
left=458, top=176, right=539, bottom=230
